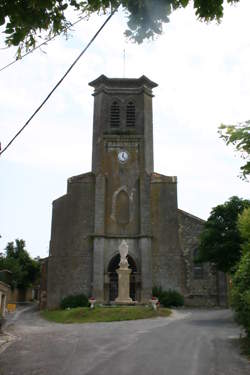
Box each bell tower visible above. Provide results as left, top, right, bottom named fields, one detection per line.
left=89, top=75, right=157, bottom=175
left=89, top=75, right=158, bottom=302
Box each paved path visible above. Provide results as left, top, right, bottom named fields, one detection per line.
left=0, top=306, right=249, bottom=375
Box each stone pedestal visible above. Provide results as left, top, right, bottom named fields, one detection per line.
left=115, top=266, right=132, bottom=304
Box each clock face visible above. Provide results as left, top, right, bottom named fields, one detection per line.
left=118, top=150, right=129, bottom=163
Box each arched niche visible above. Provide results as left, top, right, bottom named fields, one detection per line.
left=108, top=254, right=137, bottom=301
left=111, top=186, right=133, bottom=225
left=116, top=190, right=130, bottom=225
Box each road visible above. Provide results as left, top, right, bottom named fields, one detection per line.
left=0, top=306, right=249, bottom=375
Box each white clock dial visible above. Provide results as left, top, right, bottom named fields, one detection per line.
left=118, top=150, right=129, bottom=163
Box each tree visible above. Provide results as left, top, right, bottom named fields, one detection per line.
left=0, top=0, right=241, bottom=53
left=238, top=207, right=250, bottom=254
left=231, top=252, right=250, bottom=337
left=218, top=122, right=250, bottom=181
left=231, top=209, right=250, bottom=337
left=197, top=196, right=250, bottom=273
left=0, top=239, right=40, bottom=290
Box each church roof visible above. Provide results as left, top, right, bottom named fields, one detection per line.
left=178, top=209, right=206, bottom=223
left=89, top=75, right=158, bottom=89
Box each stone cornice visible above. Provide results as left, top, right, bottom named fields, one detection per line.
left=151, top=173, right=177, bottom=184
left=89, top=74, right=158, bottom=89
left=90, top=234, right=153, bottom=239
left=89, top=75, right=157, bottom=97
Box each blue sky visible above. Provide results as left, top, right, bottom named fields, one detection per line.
left=0, top=1, right=249, bottom=258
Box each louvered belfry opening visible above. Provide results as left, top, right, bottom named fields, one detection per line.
left=110, top=101, right=120, bottom=127
left=126, top=101, right=135, bottom=126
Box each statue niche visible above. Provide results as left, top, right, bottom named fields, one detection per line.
left=115, top=190, right=130, bottom=225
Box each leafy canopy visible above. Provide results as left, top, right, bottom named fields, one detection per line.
left=0, top=0, right=241, bottom=53
left=219, top=121, right=250, bottom=181
left=231, top=208, right=250, bottom=336
left=197, top=196, right=250, bottom=273
left=238, top=207, right=250, bottom=255
left=0, top=239, right=40, bottom=289
left=231, top=251, right=250, bottom=337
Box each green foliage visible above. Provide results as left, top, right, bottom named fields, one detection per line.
left=231, top=252, right=250, bottom=337
left=0, top=239, right=40, bottom=289
left=60, top=294, right=89, bottom=309
left=219, top=121, right=250, bottom=181
left=152, top=285, right=164, bottom=298
left=197, top=196, right=250, bottom=273
left=239, top=336, right=250, bottom=359
left=160, top=290, right=184, bottom=307
left=0, top=0, right=241, bottom=53
left=152, top=286, right=184, bottom=307
left=230, top=207, right=250, bottom=337
left=238, top=208, right=250, bottom=254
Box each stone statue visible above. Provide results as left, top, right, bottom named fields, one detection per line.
left=115, top=239, right=133, bottom=304
left=119, top=240, right=128, bottom=267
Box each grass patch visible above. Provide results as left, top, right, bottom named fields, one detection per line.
left=41, top=306, right=171, bottom=324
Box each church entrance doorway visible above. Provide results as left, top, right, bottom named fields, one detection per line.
left=108, top=254, right=138, bottom=302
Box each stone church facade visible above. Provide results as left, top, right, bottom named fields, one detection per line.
left=45, top=75, right=227, bottom=309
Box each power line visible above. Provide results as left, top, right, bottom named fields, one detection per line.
left=0, top=9, right=116, bottom=157
left=0, top=16, right=86, bottom=73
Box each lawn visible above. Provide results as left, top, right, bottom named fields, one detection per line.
left=41, top=305, right=171, bottom=323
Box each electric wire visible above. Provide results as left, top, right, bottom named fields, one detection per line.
left=0, top=16, right=86, bottom=73
left=0, top=9, right=116, bottom=157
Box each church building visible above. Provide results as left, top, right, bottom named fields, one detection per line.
left=45, top=75, right=227, bottom=308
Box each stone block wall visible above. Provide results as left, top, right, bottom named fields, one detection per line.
left=178, top=209, right=227, bottom=306
left=151, top=173, right=183, bottom=291
left=47, top=173, right=95, bottom=309
left=0, top=281, right=10, bottom=317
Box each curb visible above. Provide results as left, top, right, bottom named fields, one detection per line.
left=0, top=331, right=17, bottom=354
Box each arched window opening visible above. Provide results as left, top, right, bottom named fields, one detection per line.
left=126, top=101, right=135, bottom=127
left=110, top=101, right=120, bottom=127
left=193, top=248, right=204, bottom=279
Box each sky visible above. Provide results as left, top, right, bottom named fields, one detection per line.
left=0, top=1, right=249, bottom=258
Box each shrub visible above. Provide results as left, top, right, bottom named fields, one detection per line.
left=60, top=294, right=89, bottom=309
left=231, top=252, right=250, bottom=337
left=152, top=286, right=164, bottom=299
left=160, top=290, right=184, bottom=307
left=152, top=287, right=184, bottom=307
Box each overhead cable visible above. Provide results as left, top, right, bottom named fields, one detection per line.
left=0, top=16, right=86, bottom=73
left=0, top=9, right=116, bottom=157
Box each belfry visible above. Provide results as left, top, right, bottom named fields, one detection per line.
left=45, top=75, right=227, bottom=308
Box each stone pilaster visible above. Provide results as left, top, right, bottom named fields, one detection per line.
left=140, top=237, right=152, bottom=302
left=94, top=173, right=106, bottom=234
left=92, top=237, right=105, bottom=301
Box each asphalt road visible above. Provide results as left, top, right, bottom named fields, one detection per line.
left=0, top=306, right=249, bottom=375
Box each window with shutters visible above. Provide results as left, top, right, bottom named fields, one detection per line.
left=126, top=101, right=135, bottom=127
left=193, top=248, right=204, bottom=279
left=110, top=101, right=120, bottom=127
